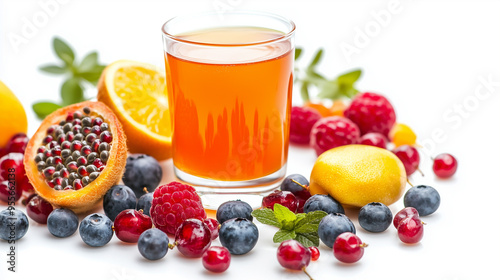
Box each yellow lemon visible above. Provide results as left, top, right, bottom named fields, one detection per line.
left=97, top=60, right=172, bottom=161
left=0, top=80, right=27, bottom=147
left=309, top=144, right=406, bottom=207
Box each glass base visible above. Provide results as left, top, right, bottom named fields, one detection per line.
left=174, top=164, right=287, bottom=210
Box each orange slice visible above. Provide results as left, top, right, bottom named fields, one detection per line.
left=97, top=60, right=172, bottom=161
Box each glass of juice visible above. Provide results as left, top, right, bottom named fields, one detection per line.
left=162, top=11, right=295, bottom=209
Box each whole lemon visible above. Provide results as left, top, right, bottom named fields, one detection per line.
left=0, top=80, right=27, bottom=147
left=309, top=145, right=406, bottom=207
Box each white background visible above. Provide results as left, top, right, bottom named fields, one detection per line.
left=1, top=0, right=500, bottom=280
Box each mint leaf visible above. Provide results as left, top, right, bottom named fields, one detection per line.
left=61, top=78, right=83, bottom=106
left=273, top=229, right=296, bottom=243
left=251, top=208, right=280, bottom=227
left=337, top=69, right=362, bottom=85
left=308, top=48, right=323, bottom=69
left=295, top=48, right=303, bottom=60
left=273, top=204, right=296, bottom=224
left=304, top=210, right=328, bottom=224
left=295, top=231, right=320, bottom=247
left=53, top=37, right=75, bottom=65
left=294, top=211, right=327, bottom=233
left=39, top=64, right=67, bottom=74
left=79, top=52, right=98, bottom=72
left=32, top=102, right=62, bottom=119
left=78, top=65, right=106, bottom=84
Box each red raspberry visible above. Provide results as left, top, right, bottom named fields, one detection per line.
left=344, top=92, right=396, bottom=137
left=290, top=106, right=322, bottom=145
left=310, top=116, right=360, bottom=156
left=150, top=182, right=207, bottom=235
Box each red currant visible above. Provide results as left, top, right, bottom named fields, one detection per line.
left=432, top=153, right=458, bottom=178
left=392, top=145, right=420, bottom=176
left=277, top=240, right=313, bottom=279
left=262, top=190, right=298, bottom=213
left=203, top=218, right=220, bottom=240
left=26, top=195, right=54, bottom=224
left=0, top=180, right=22, bottom=203
left=114, top=209, right=153, bottom=243
left=333, top=232, right=367, bottom=263
left=393, top=207, right=419, bottom=229
left=309, top=246, right=320, bottom=261
left=202, top=246, right=231, bottom=273
left=397, top=215, right=424, bottom=244
left=359, top=132, right=387, bottom=149
left=174, top=218, right=212, bottom=258
left=0, top=153, right=24, bottom=182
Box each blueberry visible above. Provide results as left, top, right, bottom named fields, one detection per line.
left=219, top=218, right=258, bottom=255
left=79, top=213, right=113, bottom=247
left=0, top=209, right=29, bottom=241
left=303, top=194, right=345, bottom=214
left=318, top=213, right=355, bottom=248
left=280, top=174, right=309, bottom=193
left=47, top=208, right=79, bottom=238
left=216, top=200, right=253, bottom=224
left=358, top=202, right=392, bottom=233
left=136, top=193, right=154, bottom=216
left=404, top=185, right=440, bottom=216
left=122, top=154, right=162, bottom=198
left=103, top=185, right=136, bottom=221
left=138, top=228, right=169, bottom=260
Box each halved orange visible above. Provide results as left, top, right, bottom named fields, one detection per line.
left=97, top=60, right=172, bottom=161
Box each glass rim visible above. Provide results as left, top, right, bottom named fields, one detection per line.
left=161, top=10, right=296, bottom=47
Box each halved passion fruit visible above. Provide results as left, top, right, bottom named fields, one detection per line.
left=24, top=101, right=127, bottom=213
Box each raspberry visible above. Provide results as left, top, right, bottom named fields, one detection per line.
left=290, top=106, right=322, bottom=145
left=150, top=182, right=207, bottom=235
left=344, top=92, right=396, bottom=137
left=310, top=116, right=360, bottom=156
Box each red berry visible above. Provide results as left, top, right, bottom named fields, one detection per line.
left=344, top=92, right=396, bottom=137
left=26, top=195, right=54, bottom=224
left=0, top=153, right=25, bottom=182
left=277, top=239, right=311, bottom=271
left=0, top=180, right=22, bottom=203
left=6, top=133, right=29, bottom=154
left=202, top=246, right=231, bottom=273
left=175, top=218, right=212, bottom=258
left=333, top=232, right=367, bottom=263
left=432, top=153, right=458, bottom=178
left=262, top=190, right=299, bottom=213
left=359, top=132, right=387, bottom=149
left=397, top=216, right=424, bottom=244
left=309, top=246, right=320, bottom=261
left=150, top=182, right=207, bottom=235
left=204, top=218, right=220, bottom=240
left=290, top=106, right=322, bottom=145
left=114, top=209, right=153, bottom=243
left=393, top=207, right=419, bottom=229
left=19, top=175, right=34, bottom=194
left=310, top=116, right=360, bottom=156
left=393, top=145, right=420, bottom=176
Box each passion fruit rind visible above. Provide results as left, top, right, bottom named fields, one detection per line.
left=24, top=101, right=127, bottom=213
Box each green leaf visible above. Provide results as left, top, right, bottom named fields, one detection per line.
left=61, top=78, right=83, bottom=106
left=300, top=82, right=310, bottom=102
left=337, top=69, right=362, bottom=85
left=39, top=64, right=68, bottom=74
left=294, top=48, right=302, bottom=60
left=273, top=229, right=296, bottom=243
left=294, top=210, right=327, bottom=233
left=304, top=210, right=328, bottom=224
left=316, top=80, right=339, bottom=99
left=295, top=232, right=320, bottom=247
left=307, top=48, right=323, bottom=69
left=32, top=102, right=62, bottom=119
left=53, top=37, right=75, bottom=65
left=252, top=208, right=281, bottom=228
left=273, top=204, right=296, bottom=224
left=78, top=65, right=106, bottom=84
left=79, top=52, right=98, bottom=72
left=281, top=220, right=295, bottom=231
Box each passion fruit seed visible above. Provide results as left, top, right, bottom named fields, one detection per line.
left=34, top=109, right=113, bottom=191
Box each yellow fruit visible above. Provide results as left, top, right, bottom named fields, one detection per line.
left=389, top=123, right=417, bottom=147
left=0, top=80, right=28, bottom=147
left=309, top=145, right=406, bottom=207
left=97, top=60, right=172, bottom=161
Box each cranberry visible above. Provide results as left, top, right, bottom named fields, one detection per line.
left=26, top=195, right=54, bottom=224
left=114, top=209, right=153, bottom=243
left=397, top=215, right=424, bottom=244
left=309, top=246, right=320, bottom=261
left=0, top=153, right=24, bottom=181
left=277, top=240, right=313, bottom=279
left=393, top=207, right=419, bottom=229
left=432, top=153, right=458, bottom=179
left=203, top=218, right=220, bottom=240
left=0, top=180, right=22, bottom=203
left=174, top=218, right=212, bottom=258
left=289, top=106, right=322, bottom=145
left=262, top=190, right=299, bottom=213
left=393, top=145, right=420, bottom=176
left=333, top=232, right=367, bottom=263
left=359, top=132, right=387, bottom=149
left=202, top=246, right=231, bottom=273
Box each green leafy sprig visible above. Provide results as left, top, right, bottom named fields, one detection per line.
left=295, top=47, right=362, bottom=102
left=33, top=37, right=106, bottom=119
left=252, top=204, right=327, bottom=247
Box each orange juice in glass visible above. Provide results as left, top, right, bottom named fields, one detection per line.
left=162, top=11, right=295, bottom=208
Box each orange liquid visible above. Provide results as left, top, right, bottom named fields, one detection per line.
left=165, top=27, right=293, bottom=181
